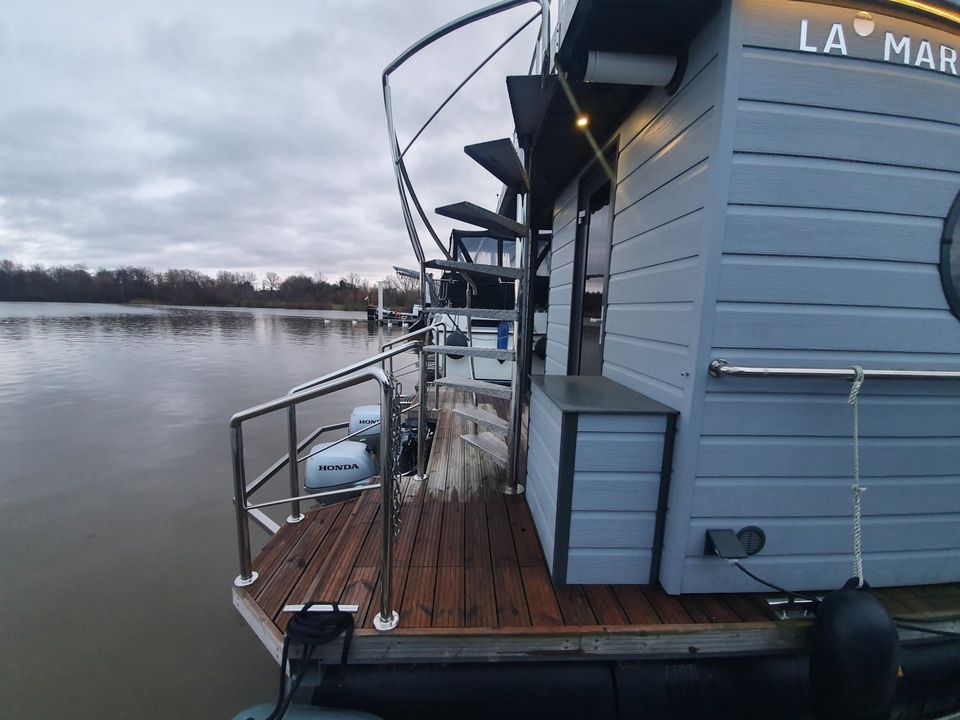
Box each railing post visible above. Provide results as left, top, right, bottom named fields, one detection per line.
left=416, top=336, right=429, bottom=481
left=373, top=378, right=400, bottom=631
left=232, top=424, right=258, bottom=587
left=287, top=406, right=304, bottom=523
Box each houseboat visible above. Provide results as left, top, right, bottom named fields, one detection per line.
left=228, top=1, right=960, bottom=718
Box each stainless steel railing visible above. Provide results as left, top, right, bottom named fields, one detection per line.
left=229, top=337, right=437, bottom=632
left=709, top=359, right=960, bottom=380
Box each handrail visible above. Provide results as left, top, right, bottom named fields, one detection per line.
left=230, top=342, right=431, bottom=633
left=286, top=340, right=425, bottom=396
left=709, top=359, right=960, bottom=380
left=381, top=321, right=444, bottom=353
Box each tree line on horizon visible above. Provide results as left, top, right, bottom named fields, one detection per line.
left=0, top=260, right=420, bottom=311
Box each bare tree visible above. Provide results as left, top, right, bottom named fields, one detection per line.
left=263, top=271, right=281, bottom=291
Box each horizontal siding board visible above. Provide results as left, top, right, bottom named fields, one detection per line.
left=605, top=303, right=698, bottom=347
left=612, top=162, right=710, bottom=245
left=713, top=304, right=960, bottom=353
left=617, top=110, right=714, bottom=216
left=572, top=473, right=663, bottom=512
left=619, top=60, right=719, bottom=178
left=723, top=206, right=941, bottom=264
left=687, top=515, right=960, bottom=556
left=728, top=154, right=960, bottom=217
left=574, top=433, right=664, bottom=473
left=604, top=363, right=686, bottom=407
left=693, top=476, right=960, bottom=517
left=570, top=511, right=657, bottom=549
left=682, top=549, right=960, bottom=593
left=734, top=101, right=960, bottom=173
left=702, top=392, right=960, bottom=437
left=739, top=48, right=960, bottom=127
left=603, top=334, right=691, bottom=390
left=578, top=414, right=666, bottom=433
left=717, top=256, right=948, bottom=309
left=609, top=257, right=701, bottom=304
left=610, top=209, right=704, bottom=266
left=697, top=436, right=960, bottom=477
left=567, top=549, right=652, bottom=585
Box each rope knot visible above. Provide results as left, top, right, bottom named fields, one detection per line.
left=848, top=365, right=865, bottom=405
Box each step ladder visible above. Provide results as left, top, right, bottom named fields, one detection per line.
left=422, top=136, right=530, bottom=495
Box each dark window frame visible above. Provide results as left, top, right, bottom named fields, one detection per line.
left=942, top=191, right=960, bottom=320
left=567, top=145, right=618, bottom=376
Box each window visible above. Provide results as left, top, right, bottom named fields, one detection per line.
left=943, top=191, right=960, bottom=320
left=569, top=154, right=616, bottom=376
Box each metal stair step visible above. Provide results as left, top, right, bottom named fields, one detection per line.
left=507, top=74, right=556, bottom=138
left=422, top=307, right=517, bottom=321
left=453, top=405, right=509, bottom=434
left=424, top=345, right=514, bottom=360
left=424, top=259, right=523, bottom=281
left=435, top=201, right=528, bottom=238
left=464, top=138, right=528, bottom=191
left=434, top=377, right=513, bottom=399
left=461, top=431, right=508, bottom=466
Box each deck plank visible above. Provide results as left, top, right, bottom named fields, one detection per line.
left=494, top=565, right=531, bottom=627
left=486, top=495, right=519, bottom=567
left=614, top=585, right=661, bottom=625
left=585, top=585, right=628, bottom=625
left=258, top=503, right=348, bottom=622
left=520, top=566, right=564, bottom=626
left=403, top=565, right=437, bottom=628
left=464, top=566, right=498, bottom=627
left=433, top=565, right=466, bottom=628
left=463, top=498, right=491, bottom=566
left=506, top=497, right=546, bottom=567
left=645, top=585, right=694, bottom=624
left=341, top=565, right=379, bottom=628
left=555, top=585, right=598, bottom=626
left=437, top=499, right=464, bottom=567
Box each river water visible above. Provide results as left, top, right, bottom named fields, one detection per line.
left=0, top=302, right=413, bottom=719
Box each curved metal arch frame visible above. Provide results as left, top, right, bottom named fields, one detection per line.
left=381, top=0, right=550, bottom=269
left=940, top=190, right=960, bottom=320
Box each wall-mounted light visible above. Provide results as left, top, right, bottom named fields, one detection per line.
left=575, top=114, right=590, bottom=129
left=886, top=0, right=960, bottom=24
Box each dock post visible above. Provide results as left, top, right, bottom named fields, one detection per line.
left=231, top=424, right=258, bottom=586
left=286, top=406, right=304, bottom=523
left=374, top=379, right=400, bottom=631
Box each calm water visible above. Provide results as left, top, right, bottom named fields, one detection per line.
left=0, top=302, right=413, bottom=719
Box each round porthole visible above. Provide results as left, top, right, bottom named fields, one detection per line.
left=737, top=526, right=766, bottom=556
left=941, top=191, right=960, bottom=320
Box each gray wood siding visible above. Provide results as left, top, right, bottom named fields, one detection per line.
left=525, top=383, right=563, bottom=571
left=566, top=414, right=666, bottom=584
left=603, top=17, right=723, bottom=407
left=685, top=0, right=960, bottom=592
left=545, top=182, right=577, bottom=375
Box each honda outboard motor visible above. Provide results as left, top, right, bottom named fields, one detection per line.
left=349, top=405, right=381, bottom=453
left=304, top=441, right=377, bottom=492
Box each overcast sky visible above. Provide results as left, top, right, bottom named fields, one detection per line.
left=0, top=1, right=543, bottom=282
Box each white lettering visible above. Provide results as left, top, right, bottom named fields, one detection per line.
left=941, top=45, right=959, bottom=75
left=915, top=40, right=936, bottom=69
left=885, top=32, right=911, bottom=63
left=799, top=19, right=819, bottom=53
left=824, top=23, right=848, bottom=55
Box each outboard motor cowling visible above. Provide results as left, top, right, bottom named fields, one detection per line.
left=349, top=405, right=381, bottom=452
left=304, top=440, right=377, bottom=492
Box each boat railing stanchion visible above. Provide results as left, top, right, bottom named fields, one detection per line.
left=416, top=335, right=429, bottom=481
left=374, top=376, right=400, bottom=631
left=286, top=406, right=304, bottom=524
left=231, top=423, right=258, bottom=587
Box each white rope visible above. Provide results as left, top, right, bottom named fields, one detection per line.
left=848, top=365, right=867, bottom=587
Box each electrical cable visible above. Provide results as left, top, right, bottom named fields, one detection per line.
left=729, top=559, right=820, bottom=604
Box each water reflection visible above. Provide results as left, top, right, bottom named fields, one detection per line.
left=0, top=302, right=405, bottom=719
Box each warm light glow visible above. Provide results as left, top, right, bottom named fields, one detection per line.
left=575, top=114, right=590, bottom=129
left=887, top=0, right=960, bottom=24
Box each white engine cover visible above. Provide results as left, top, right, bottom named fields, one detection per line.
left=349, top=404, right=381, bottom=450
left=304, top=440, right=377, bottom=492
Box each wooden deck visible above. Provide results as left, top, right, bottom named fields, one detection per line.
left=234, top=391, right=960, bottom=666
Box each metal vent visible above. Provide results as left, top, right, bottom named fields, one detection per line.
left=737, top=526, right=766, bottom=556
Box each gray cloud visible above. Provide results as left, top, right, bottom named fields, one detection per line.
left=0, top=0, right=540, bottom=281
